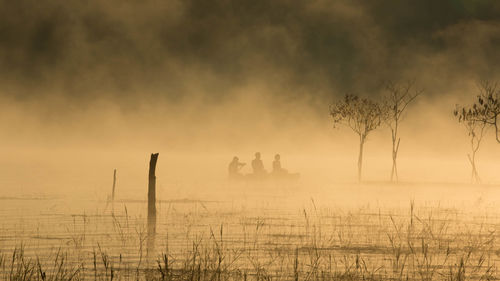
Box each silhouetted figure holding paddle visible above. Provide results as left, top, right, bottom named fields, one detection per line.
left=228, top=156, right=245, bottom=179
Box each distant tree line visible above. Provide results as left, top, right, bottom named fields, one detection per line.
left=330, top=80, right=500, bottom=184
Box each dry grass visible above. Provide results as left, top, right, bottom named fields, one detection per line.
left=0, top=199, right=498, bottom=281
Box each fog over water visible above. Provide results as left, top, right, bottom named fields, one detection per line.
left=3, top=4, right=500, bottom=281
left=1, top=0, right=500, bottom=200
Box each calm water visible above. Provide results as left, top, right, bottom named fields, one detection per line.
left=1, top=182, right=500, bottom=280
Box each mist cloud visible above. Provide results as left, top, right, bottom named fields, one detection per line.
left=1, top=0, right=500, bottom=107
left=2, top=0, right=500, bottom=190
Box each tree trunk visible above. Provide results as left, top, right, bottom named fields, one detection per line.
left=391, top=138, right=400, bottom=182
left=468, top=153, right=480, bottom=184
left=358, top=136, right=365, bottom=182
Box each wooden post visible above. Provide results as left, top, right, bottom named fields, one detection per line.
left=147, top=153, right=159, bottom=261
left=112, top=169, right=117, bottom=201
left=148, top=153, right=159, bottom=234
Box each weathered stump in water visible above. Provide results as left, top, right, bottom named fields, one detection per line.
left=112, top=169, right=117, bottom=201
left=147, top=153, right=159, bottom=259
left=111, top=169, right=117, bottom=214
left=148, top=153, right=159, bottom=234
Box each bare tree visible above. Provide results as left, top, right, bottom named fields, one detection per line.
left=453, top=81, right=500, bottom=183
left=454, top=105, right=487, bottom=183
left=383, top=81, right=421, bottom=182
left=463, top=81, right=500, bottom=143
left=330, top=94, right=385, bottom=182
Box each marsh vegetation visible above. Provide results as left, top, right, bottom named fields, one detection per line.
left=1, top=183, right=499, bottom=281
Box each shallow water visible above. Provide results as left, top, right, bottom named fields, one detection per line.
left=1, top=182, right=500, bottom=280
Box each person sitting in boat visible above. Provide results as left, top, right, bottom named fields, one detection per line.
left=251, top=152, right=267, bottom=177
left=272, top=154, right=288, bottom=177
left=272, top=154, right=300, bottom=179
left=228, top=156, right=245, bottom=179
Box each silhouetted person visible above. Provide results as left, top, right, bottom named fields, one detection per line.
left=228, top=156, right=245, bottom=179
left=272, top=154, right=288, bottom=177
left=272, top=154, right=300, bottom=180
left=251, top=152, right=266, bottom=177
